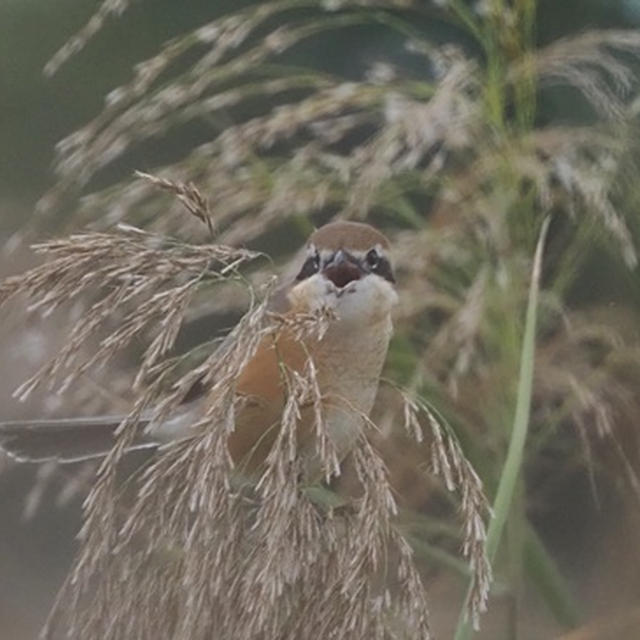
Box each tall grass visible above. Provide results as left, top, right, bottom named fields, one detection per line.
left=454, top=216, right=550, bottom=639
left=4, top=0, right=640, bottom=637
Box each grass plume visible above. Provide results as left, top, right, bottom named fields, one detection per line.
left=1, top=181, right=491, bottom=637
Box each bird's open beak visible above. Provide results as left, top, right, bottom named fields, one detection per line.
left=322, top=250, right=364, bottom=289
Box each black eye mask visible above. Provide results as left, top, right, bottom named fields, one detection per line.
left=365, top=249, right=395, bottom=283
left=296, top=254, right=320, bottom=280
left=296, top=248, right=395, bottom=285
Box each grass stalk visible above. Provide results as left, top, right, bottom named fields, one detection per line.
left=454, top=215, right=551, bottom=639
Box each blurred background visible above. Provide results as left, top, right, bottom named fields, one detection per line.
left=3, top=1, right=640, bottom=638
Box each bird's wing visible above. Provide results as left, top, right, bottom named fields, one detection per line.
left=0, top=289, right=316, bottom=466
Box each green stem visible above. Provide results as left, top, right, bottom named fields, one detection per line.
left=454, top=216, right=551, bottom=640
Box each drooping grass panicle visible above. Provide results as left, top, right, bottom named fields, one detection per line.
left=0, top=226, right=260, bottom=402
left=134, top=171, right=215, bottom=237
left=25, top=259, right=445, bottom=639
left=401, top=391, right=492, bottom=628
left=529, top=30, right=640, bottom=119
left=0, top=169, right=467, bottom=637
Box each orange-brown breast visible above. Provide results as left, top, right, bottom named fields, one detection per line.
left=226, top=329, right=314, bottom=471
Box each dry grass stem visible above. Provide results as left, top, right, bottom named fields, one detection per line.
left=135, top=171, right=215, bottom=237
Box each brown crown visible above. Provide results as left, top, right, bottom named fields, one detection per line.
left=309, top=221, right=390, bottom=252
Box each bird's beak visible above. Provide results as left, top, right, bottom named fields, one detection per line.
left=322, top=250, right=365, bottom=289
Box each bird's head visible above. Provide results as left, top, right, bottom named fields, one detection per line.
left=287, top=221, right=398, bottom=326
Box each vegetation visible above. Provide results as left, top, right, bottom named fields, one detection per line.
left=3, top=0, right=640, bottom=637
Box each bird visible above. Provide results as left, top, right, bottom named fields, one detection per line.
left=0, top=221, right=398, bottom=477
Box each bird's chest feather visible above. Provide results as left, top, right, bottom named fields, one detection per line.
left=314, top=317, right=392, bottom=406
left=228, top=316, right=392, bottom=471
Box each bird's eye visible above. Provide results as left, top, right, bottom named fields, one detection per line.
left=366, top=248, right=380, bottom=269
left=365, top=247, right=395, bottom=283
left=296, top=253, right=320, bottom=280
